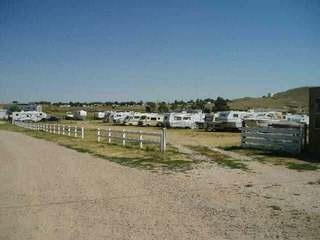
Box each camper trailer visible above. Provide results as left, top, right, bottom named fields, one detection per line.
left=0, top=109, right=8, bottom=120
left=186, top=110, right=206, bottom=128
left=102, top=111, right=116, bottom=123
left=213, top=111, right=249, bottom=131
left=284, top=114, right=309, bottom=125
left=123, top=113, right=142, bottom=126
left=94, top=111, right=106, bottom=120
left=65, top=112, right=74, bottom=120
left=204, top=112, right=219, bottom=131
left=11, top=111, right=47, bottom=122
left=113, top=112, right=132, bottom=124
left=163, top=112, right=197, bottom=129
left=138, top=113, right=164, bottom=127
left=242, top=111, right=284, bottom=128
left=74, top=110, right=87, bottom=120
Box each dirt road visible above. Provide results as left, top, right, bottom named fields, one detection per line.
left=0, top=130, right=319, bottom=240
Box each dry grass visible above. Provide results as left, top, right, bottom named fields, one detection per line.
left=188, top=145, right=249, bottom=171
left=0, top=122, right=195, bottom=173
left=221, top=146, right=320, bottom=171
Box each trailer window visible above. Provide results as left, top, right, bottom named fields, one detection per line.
left=151, top=117, right=157, bottom=120
left=233, top=114, right=239, bottom=118
left=174, top=116, right=182, bottom=120
left=183, top=117, right=191, bottom=120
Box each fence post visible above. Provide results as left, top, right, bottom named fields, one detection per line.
left=108, top=128, right=111, bottom=143
left=74, top=126, right=77, bottom=138
left=122, top=129, right=126, bottom=146
left=160, top=128, right=167, bottom=152
left=68, top=126, right=71, bottom=136
left=62, top=125, right=65, bottom=135
left=81, top=127, right=84, bottom=140
left=139, top=130, right=143, bottom=149
left=97, top=128, right=101, bottom=142
left=57, top=125, right=60, bottom=135
left=53, top=124, right=56, bottom=134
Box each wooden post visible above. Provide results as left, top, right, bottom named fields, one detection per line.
left=139, top=130, right=143, bottom=149
left=122, top=129, right=126, bottom=146
left=68, top=126, right=71, bottom=136
left=160, top=128, right=167, bottom=152
left=97, top=128, right=101, bottom=142
left=57, top=125, right=60, bottom=135
left=53, top=124, right=56, bottom=134
left=81, top=127, right=84, bottom=140
left=108, top=128, right=111, bottom=143
left=62, top=125, right=65, bottom=135
left=75, top=126, right=77, bottom=137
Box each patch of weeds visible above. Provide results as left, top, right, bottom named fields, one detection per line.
left=307, top=179, right=320, bottom=185
left=269, top=205, right=281, bottom=211
left=217, top=158, right=249, bottom=171
left=188, top=145, right=249, bottom=171
left=286, top=162, right=318, bottom=171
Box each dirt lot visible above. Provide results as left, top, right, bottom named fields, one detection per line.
left=1, top=130, right=320, bottom=240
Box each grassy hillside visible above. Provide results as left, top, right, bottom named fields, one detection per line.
left=229, top=87, right=311, bottom=113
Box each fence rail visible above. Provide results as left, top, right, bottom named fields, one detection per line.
left=97, top=128, right=167, bottom=152
left=241, top=126, right=305, bottom=154
left=14, top=121, right=84, bottom=139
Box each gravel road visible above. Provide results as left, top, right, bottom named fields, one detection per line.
left=0, top=130, right=319, bottom=240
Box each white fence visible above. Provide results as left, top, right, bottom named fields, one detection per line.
left=241, top=126, right=305, bottom=154
left=14, top=121, right=84, bottom=139
left=97, top=128, right=167, bottom=152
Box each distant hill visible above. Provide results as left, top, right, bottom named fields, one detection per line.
left=229, top=87, right=311, bottom=113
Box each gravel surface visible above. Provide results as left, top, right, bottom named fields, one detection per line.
left=0, top=130, right=319, bottom=240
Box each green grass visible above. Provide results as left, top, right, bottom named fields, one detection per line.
left=286, top=163, right=319, bottom=171
left=0, top=122, right=195, bottom=173
left=188, top=145, right=249, bottom=171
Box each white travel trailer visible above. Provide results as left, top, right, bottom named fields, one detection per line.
left=123, top=113, right=142, bottom=126
left=112, top=112, right=132, bottom=124
left=204, top=112, right=219, bottom=131
left=163, top=112, right=197, bottom=129
left=0, top=109, right=8, bottom=120
left=213, top=111, right=249, bottom=131
left=94, top=111, right=106, bottom=120
left=187, top=110, right=206, bottom=128
left=138, top=113, right=164, bottom=127
left=74, top=110, right=87, bottom=120
left=102, top=111, right=116, bottom=123
left=284, top=114, right=309, bottom=125
left=11, top=111, right=47, bottom=122
left=243, top=111, right=283, bottom=128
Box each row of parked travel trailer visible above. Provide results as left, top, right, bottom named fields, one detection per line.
left=98, top=110, right=206, bottom=129
left=95, top=110, right=309, bottom=131
left=204, top=111, right=309, bottom=131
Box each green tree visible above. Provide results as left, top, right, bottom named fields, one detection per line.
left=145, top=102, right=157, bottom=112
left=8, top=104, right=21, bottom=113
left=158, top=102, right=169, bottom=113
left=213, top=97, right=230, bottom=112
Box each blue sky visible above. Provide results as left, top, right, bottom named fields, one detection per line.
left=0, top=0, right=319, bottom=102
